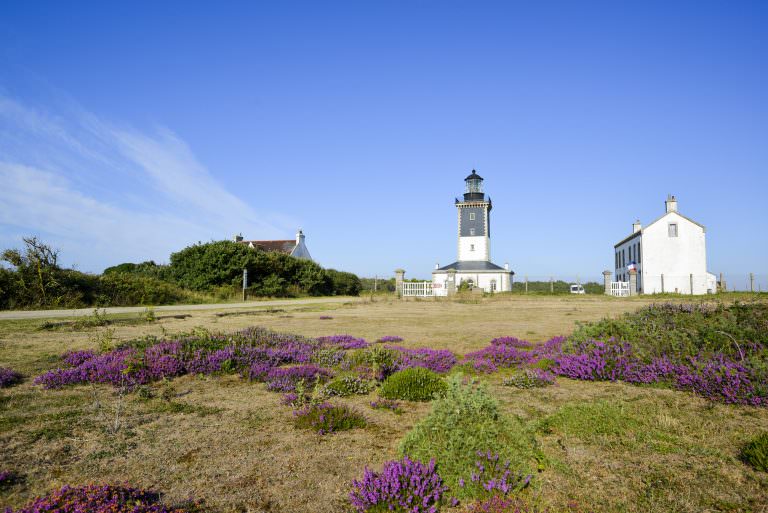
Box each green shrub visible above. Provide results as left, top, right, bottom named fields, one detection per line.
left=399, top=376, right=539, bottom=499
left=98, top=273, right=191, bottom=306
left=324, top=375, right=374, bottom=397
left=348, top=346, right=400, bottom=379
left=379, top=368, right=447, bottom=401
left=569, top=302, right=768, bottom=360
left=740, top=432, right=768, bottom=472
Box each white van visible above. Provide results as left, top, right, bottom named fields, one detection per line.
left=569, top=284, right=585, bottom=294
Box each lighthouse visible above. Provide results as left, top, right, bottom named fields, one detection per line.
left=432, top=170, right=513, bottom=294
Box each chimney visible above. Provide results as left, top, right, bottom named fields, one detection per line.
left=435, top=263, right=440, bottom=270
left=234, top=233, right=243, bottom=242
left=504, top=262, right=510, bottom=270
left=632, top=220, right=642, bottom=233
left=665, top=194, right=678, bottom=213
left=296, top=229, right=305, bottom=245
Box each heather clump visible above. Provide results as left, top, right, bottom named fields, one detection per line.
left=349, top=456, right=448, bottom=513
left=0, top=367, right=23, bottom=388
left=387, top=346, right=458, bottom=373
left=740, top=432, right=768, bottom=472
left=399, top=376, right=539, bottom=498
left=502, top=369, right=555, bottom=389
left=379, top=367, right=447, bottom=402
left=6, top=483, right=197, bottom=513
left=33, top=327, right=338, bottom=390
left=61, top=349, right=97, bottom=367
left=318, top=334, right=369, bottom=350
left=265, top=364, right=333, bottom=392
left=293, top=402, right=367, bottom=434
left=376, top=335, right=403, bottom=343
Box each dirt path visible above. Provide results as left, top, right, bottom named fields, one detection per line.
left=0, top=296, right=362, bottom=320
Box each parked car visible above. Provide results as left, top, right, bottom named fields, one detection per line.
left=569, top=284, right=585, bottom=294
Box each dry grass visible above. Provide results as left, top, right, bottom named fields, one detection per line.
left=1, top=295, right=767, bottom=512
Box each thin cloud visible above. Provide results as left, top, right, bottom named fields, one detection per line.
left=0, top=94, right=293, bottom=272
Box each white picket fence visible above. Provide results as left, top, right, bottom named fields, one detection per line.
left=401, top=282, right=435, bottom=297
left=610, top=281, right=630, bottom=297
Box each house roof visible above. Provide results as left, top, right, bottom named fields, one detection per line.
left=613, top=211, right=706, bottom=248
left=436, top=260, right=508, bottom=271
left=242, top=240, right=296, bottom=254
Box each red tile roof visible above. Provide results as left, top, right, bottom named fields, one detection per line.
left=241, top=240, right=296, bottom=254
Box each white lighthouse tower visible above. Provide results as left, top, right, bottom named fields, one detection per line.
left=432, top=170, right=513, bottom=294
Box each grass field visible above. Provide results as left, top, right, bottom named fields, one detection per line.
left=1, top=295, right=767, bottom=512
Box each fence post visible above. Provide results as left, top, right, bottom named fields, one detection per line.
left=603, top=270, right=612, bottom=295
left=750, top=273, right=755, bottom=292
left=661, top=273, right=665, bottom=293
left=629, top=269, right=637, bottom=296
left=719, top=272, right=726, bottom=292
left=395, top=269, right=405, bottom=297
left=242, top=268, right=248, bottom=301
left=525, top=276, right=528, bottom=294
left=550, top=277, right=554, bottom=293
left=690, top=273, right=694, bottom=295
left=446, top=269, right=456, bottom=296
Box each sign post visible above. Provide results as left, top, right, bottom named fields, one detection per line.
left=242, top=268, right=248, bottom=301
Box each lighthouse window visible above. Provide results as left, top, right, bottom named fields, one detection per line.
left=470, top=244, right=475, bottom=251
left=469, top=228, right=476, bottom=236
left=469, top=212, right=476, bottom=220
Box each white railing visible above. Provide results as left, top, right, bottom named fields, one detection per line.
left=611, top=281, right=630, bottom=297
left=401, top=282, right=434, bottom=297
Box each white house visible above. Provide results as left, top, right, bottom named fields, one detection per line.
left=613, top=195, right=716, bottom=294
left=432, top=170, right=513, bottom=294
left=235, top=229, right=312, bottom=260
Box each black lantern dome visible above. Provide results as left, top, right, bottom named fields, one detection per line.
left=463, top=169, right=485, bottom=201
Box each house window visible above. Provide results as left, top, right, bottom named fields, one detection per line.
left=638, top=244, right=641, bottom=263
left=668, top=223, right=678, bottom=237
left=469, top=212, right=476, bottom=221
left=469, top=228, right=476, bottom=236
left=470, top=244, right=475, bottom=251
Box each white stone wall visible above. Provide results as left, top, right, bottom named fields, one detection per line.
left=458, top=236, right=489, bottom=261
left=434, top=270, right=511, bottom=293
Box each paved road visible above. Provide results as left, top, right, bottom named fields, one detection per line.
left=0, top=296, right=362, bottom=320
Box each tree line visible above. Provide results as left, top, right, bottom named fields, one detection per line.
left=0, top=237, right=361, bottom=310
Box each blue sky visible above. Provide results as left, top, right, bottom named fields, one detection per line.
left=1, top=1, right=766, bottom=285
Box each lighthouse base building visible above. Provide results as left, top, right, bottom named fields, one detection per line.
left=431, top=170, right=513, bottom=294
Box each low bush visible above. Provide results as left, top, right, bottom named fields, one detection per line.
left=740, top=432, right=768, bottom=472
left=399, top=376, right=539, bottom=499
left=349, top=456, right=448, bottom=513
left=0, top=367, right=22, bottom=388
left=293, top=402, right=367, bottom=434
left=6, top=483, right=197, bottom=512
left=324, top=375, right=374, bottom=396
left=379, top=367, right=447, bottom=401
